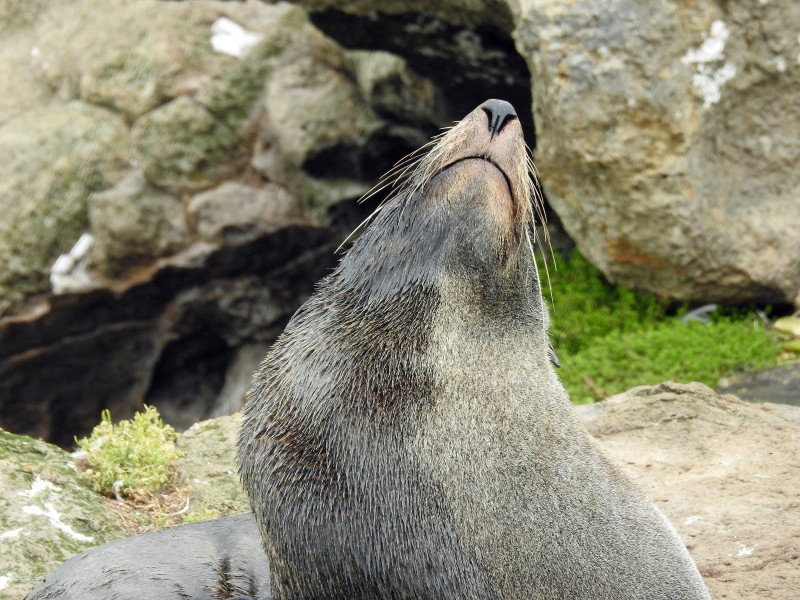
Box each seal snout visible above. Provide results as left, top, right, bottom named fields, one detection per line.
left=480, top=99, right=518, bottom=138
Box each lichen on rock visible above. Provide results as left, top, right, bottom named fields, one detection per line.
left=0, top=429, right=123, bottom=598
left=90, top=171, right=190, bottom=276
left=0, top=101, right=130, bottom=315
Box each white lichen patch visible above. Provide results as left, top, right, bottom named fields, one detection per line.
left=0, top=528, right=23, bottom=541
left=22, top=503, right=94, bottom=543
left=681, top=20, right=737, bottom=109
left=210, top=17, right=263, bottom=58
left=17, top=474, right=59, bottom=498
left=0, top=573, right=14, bottom=591
left=736, top=541, right=755, bottom=557
left=50, top=232, right=98, bottom=294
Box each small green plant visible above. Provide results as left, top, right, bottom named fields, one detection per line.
left=75, top=406, right=181, bottom=498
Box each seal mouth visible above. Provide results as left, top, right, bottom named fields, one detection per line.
left=434, top=156, right=515, bottom=201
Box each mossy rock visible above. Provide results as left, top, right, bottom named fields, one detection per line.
left=90, top=171, right=190, bottom=276
left=131, top=96, right=248, bottom=194
left=0, top=429, right=124, bottom=598
left=31, top=0, right=300, bottom=121
left=0, top=101, right=130, bottom=316
left=176, top=414, right=250, bottom=520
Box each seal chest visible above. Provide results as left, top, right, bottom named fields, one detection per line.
left=238, top=99, right=710, bottom=599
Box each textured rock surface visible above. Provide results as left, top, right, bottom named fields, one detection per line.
left=296, top=0, right=800, bottom=303
left=0, top=429, right=123, bottom=599
left=515, top=0, right=800, bottom=302
left=0, top=103, right=130, bottom=314
left=176, top=415, right=251, bottom=518
left=577, top=382, right=800, bottom=600
left=90, top=171, right=190, bottom=275
left=0, top=414, right=249, bottom=598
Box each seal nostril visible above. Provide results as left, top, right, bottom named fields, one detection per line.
left=481, top=99, right=518, bottom=137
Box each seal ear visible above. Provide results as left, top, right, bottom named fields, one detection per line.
left=548, top=343, right=561, bottom=368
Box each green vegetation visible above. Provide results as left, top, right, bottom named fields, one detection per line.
left=75, top=406, right=181, bottom=498
left=543, top=250, right=782, bottom=404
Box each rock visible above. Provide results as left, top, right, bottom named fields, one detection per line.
left=302, top=3, right=536, bottom=146
left=783, top=340, right=800, bottom=355
left=0, top=413, right=250, bottom=598
left=131, top=96, right=250, bottom=194
left=515, top=0, right=800, bottom=302
left=0, top=428, right=123, bottom=598
left=293, top=0, right=515, bottom=30
left=187, top=182, right=301, bottom=243
left=8, top=383, right=800, bottom=598
left=774, top=316, right=800, bottom=338
left=0, top=101, right=130, bottom=315
left=576, top=382, right=800, bottom=600
left=0, top=0, right=447, bottom=446
left=0, top=224, right=336, bottom=446
left=28, top=0, right=302, bottom=122
left=718, top=363, right=800, bottom=406
left=176, top=414, right=251, bottom=518
left=90, top=171, right=190, bottom=276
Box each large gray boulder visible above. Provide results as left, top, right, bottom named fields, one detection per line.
left=515, top=0, right=800, bottom=302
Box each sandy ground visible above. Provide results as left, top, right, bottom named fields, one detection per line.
left=578, top=382, right=800, bottom=600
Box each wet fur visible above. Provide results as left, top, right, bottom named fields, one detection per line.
left=239, top=101, right=710, bottom=599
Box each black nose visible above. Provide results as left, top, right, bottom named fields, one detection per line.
left=481, top=99, right=517, bottom=137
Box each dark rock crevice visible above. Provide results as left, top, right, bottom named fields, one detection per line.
left=0, top=226, right=339, bottom=447
left=307, top=8, right=537, bottom=148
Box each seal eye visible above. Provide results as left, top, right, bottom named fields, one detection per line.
left=481, top=99, right=518, bottom=137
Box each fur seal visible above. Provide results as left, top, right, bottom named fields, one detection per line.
left=25, top=513, right=270, bottom=599
left=26, top=99, right=710, bottom=600
left=238, top=99, right=711, bottom=599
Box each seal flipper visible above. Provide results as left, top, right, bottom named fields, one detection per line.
left=25, top=513, right=271, bottom=600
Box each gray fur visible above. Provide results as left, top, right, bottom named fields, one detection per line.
left=25, top=513, right=271, bottom=600
left=239, top=100, right=711, bottom=599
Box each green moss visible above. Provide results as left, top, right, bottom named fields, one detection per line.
left=75, top=406, right=182, bottom=497
left=0, top=102, right=130, bottom=314
left=559, top=319, right=780, bottom=404
left=131, top=96, right=247, bottom=193
left=543, top=250, right=782, bottom=404
left=543, top=251, right=667, bottom=355
left=198, top=6, right=310, bottom=129
left=182, top=505, right=221, bottom=524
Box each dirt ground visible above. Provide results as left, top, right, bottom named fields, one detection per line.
left=577, top=382, right=800, bottom=599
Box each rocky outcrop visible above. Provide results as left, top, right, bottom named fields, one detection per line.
left=0, top=429, right=124, bottom=598
left=295, top=0, right=800, bottom=304
left=1, top=0, right=797, bottom=446
left=577, top=382, right=800, bottom=600
left=0, top=414, right=248, bottom=598
left=0, top=0, right=447, bottom=444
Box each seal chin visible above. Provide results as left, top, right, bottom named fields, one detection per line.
left=435, top=156, right=515, bottom=202
left=429, top=156, right=518, bottom=238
